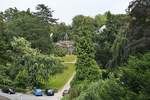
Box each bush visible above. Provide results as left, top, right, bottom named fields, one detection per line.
left=68, top=80, right=91, bottom=99
left=75, top=79, right=135, bottom=100
left=15, top=88, right=28, bottom=93
left=54, top=46, right=67, bottom=57
left=120, top=52, right=150, bottom=99
left=15, top=69, right=30, bottom=88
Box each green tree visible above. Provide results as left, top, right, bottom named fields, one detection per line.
left=119, top=52, right=150, bottom=99
left=72, top=15, right=100, bottom=82
left=94, top=12, right=129, bottom=67
left=11, top=37, right=64, bottom=88
left=75, top=37, right=100, bottom=81
left=126, top=0, right=150, bottom=54
left=3, top=7, right=54, bottom=54
left=52, top=22, right=71, bottom=42
left=71, top=15, right=96, bottom=41
left=75, top=79, right=135, bottom=100
left=35, top=4, right=57, bottom=23
left=95, top=14, right=107, bottom=27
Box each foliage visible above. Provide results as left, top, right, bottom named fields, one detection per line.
left=3, top=6, right=54, bottom=54
left=48, top=63, right=75, bottom=89
left=35, top=4, right=57, bottom=23
left=126, top=0, right=150, bottom=54
left=69, top=80, right=91, bottom=99
left=10, top=37, right=64, bottom=88
left=54, top=46, right=67, bottom=57
left=95, top=14, right=107, bottom=27
left=73, top=25, right=100, bottom=82
left=70, top=15, right=100, bottom=99
left=94, top=12, right=129, bottom=67
left=47, top=55, right=76, bottom=89
left=71, top=15, right=96, bottom=41
left=119, top=52, right=150, bottom=99
left=52, top=23, right=71, bottom=42
left=75, top=79, right=135, bottom=100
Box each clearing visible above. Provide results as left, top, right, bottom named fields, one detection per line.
left=48, top=55, right=76, bottom=90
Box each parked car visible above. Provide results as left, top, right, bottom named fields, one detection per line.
left=45, top=89, right=54, bottom=96
left=62, top=89, right=69, bottom=96
left=2, top=87, right=15, bottom=94
left=33, top=89, right=43, bottom=96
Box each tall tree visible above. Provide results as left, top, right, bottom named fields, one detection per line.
left=72, top=15, right=100, bottom=82
left=94, top=12, right=129, bottom=67
left=3, top=7, right=54, bottom=54
left=126, top=0, right=150, bottom=54
left=35, top=4, right=57, bottom=23
left=71, top=15, right=96, bottom=41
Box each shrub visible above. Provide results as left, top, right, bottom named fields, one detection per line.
left=120, top=52, right=150, bottom=99
left=54, top=46, right=67, bottom=57
left=75, top=79, right=135, bottom=100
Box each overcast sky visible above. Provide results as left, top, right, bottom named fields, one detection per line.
left=0, top=0, right=132, bottom=24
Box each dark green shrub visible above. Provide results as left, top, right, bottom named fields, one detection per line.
left=54, top=46, right=67, bottom=57
left=120, top=52, right=150, bottom=99
left=75, top=79, right=135, bottom=100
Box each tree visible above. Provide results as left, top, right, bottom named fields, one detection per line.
left=3, top=7, right=54, bottom=54
left=51, top=22, right=71, bottom=42
left=94, top=12, right=129, bottom=67
left=126, top=0, right=150, bottom=54
left=72, top=15, right=100, bottom=83
left=75, top=37, right=100, bottom=81
left=11, top=37, right=64, bottom=88
left=75, top=79, right=135, bottom=100
left=71, top=15, right=96, bottom=41
left=95, top=14, right=107, bottom=27
left=35, top=4, right=57, bottom=23
left=119, top=52, right=150, bottom=99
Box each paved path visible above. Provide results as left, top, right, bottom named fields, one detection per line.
left=0, top=95, right=10, bottom=100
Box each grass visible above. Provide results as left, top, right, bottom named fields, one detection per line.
left=62, top=55, right=77, bottom=62
left=47, top=55, right=76, bottom=90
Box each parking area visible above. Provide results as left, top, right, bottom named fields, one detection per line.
left=0, top=89, right=62, bottom=100
left=0, top=92, right=63, bottom=100
left=0, top=95, right=10, bottom=100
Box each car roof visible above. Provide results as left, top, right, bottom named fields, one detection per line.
left=36, top=89, right=42, bottom=91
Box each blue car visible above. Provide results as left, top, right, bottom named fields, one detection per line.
left=33, top=89, right=43, bottom=96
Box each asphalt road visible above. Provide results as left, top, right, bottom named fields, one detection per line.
left=0, top=95, right=10, bottom=100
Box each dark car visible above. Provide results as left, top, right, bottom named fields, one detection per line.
left=45, top=89, right=54, bottom=96
left=2, top=87, right=15, bottom=94
left=33, top=89, right=43, bottom=96
left=62, top=89, right=69, bottom=96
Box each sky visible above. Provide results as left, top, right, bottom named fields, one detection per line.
left=0, top=0, right=132, bottom=24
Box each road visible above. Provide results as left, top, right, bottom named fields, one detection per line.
left=0, top=61, right=76, bottom=100
left=0, top=95, right=10, bottom=100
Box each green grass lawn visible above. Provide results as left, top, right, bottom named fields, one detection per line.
left=47, top=55, right=76, bottom=90
left=62, top=55, right=77, bottom=62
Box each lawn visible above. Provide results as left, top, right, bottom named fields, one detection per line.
left=62, top=55, right=77, bottom=62
left=47, top=55, right=76, bottom=90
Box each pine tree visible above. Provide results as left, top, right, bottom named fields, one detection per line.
left=73, top=16, right=100, bottom=82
